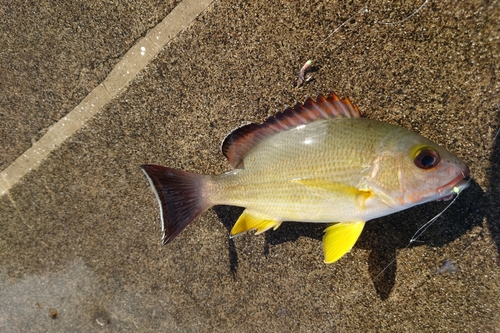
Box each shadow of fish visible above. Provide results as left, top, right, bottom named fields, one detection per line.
left=142, top=92, right=469, bottom=263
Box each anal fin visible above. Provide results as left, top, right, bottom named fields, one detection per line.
left=230, top=209, right=282, bottom=237
left=323, top=221, right=365, bottom=264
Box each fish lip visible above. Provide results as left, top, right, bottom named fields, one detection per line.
left=437, top=164, right=470, bottom=200
left=404, top=164, right=470, bottom=205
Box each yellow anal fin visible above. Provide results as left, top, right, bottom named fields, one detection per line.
left=230, top=209, right=282, bottom=237
left=323, top=221, right=365, bottom=264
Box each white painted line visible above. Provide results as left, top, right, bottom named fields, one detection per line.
left=0, top=0, right=215, bottom=196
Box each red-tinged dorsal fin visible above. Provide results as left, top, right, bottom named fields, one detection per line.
left=141, top=165, right=212, bottom=244
left=221, top=92, right=360, bottom=168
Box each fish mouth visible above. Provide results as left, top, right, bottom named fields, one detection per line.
left=436, top=165, right=470, bottom=201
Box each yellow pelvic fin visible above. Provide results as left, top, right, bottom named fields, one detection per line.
left=230, top=209, right=282, bottom=237
left=323, top=221, right=365, bottom=264
left=294, top=179, right=373, bottom=208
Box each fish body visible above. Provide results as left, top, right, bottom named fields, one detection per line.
left=142, top=93, right=469, bottom=263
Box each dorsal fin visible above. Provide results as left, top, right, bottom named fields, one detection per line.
left=221, top=92, right=361, bottom=168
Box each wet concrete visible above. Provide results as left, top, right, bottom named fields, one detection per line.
left=1, top=0, right=499, bottom=332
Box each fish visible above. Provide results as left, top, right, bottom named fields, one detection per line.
left=141, top=92, right=470, bottom=263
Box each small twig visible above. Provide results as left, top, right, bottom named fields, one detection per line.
left=296, top=60, right=313, bottom=87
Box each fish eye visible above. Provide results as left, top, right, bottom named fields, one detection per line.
left=414, top=148, right=440, bottom=169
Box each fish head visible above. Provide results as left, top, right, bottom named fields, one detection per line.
left=367, top=130, right=470, bottom=208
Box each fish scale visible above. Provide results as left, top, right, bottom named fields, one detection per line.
left=211, top=118, right=393, bottom=222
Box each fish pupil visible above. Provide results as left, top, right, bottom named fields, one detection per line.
left=414, top=148, right=440, bottom=169
left=421, top=155, right=435, bottom=167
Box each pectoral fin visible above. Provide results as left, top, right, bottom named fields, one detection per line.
left=294, top=179, right=373, bottom=209
left=323, top=221, right=365, bottom=264
left=230, top=209, right=282, bottom=237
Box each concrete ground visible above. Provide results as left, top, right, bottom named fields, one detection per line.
left=1, top=0, right=499, bottom=332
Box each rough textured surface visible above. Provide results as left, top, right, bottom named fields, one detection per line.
left=0, top=0, right=499, bottom=332
left=0, top=0, right=181, bottom=170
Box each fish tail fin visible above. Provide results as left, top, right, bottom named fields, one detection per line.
left=141, top=164, right=212, bottom=244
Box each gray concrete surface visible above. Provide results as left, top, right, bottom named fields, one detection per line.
left=1, top=0, right=499, bottom=332
left=0, top=0, right=181, bottom=170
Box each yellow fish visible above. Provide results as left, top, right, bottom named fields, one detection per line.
left=142, top=93, right=469, bottom=263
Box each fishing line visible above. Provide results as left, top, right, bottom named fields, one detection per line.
left=493, top=104, right=500, bottom=142
left=408, top=185, right=468, bottom=244
left=374, top=0, right=429, bottom=25
left=369, top=186, right=468, bottom=285
left=297, top=0, right=431, bottom=86
left=315, top=6, right=368, bottom=49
